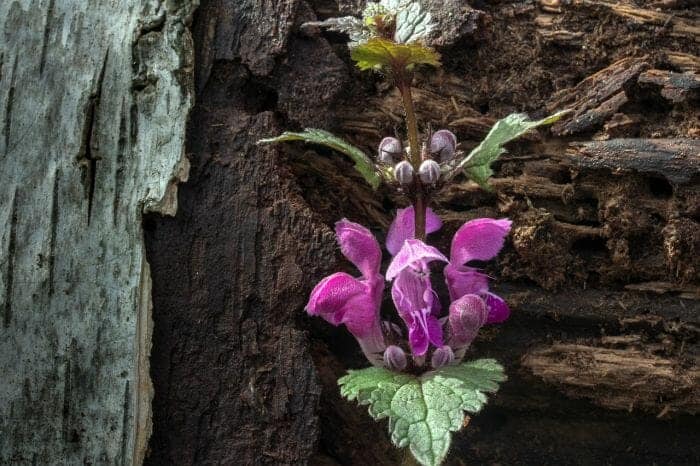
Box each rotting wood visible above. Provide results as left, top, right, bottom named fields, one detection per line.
left=539, top=0, right=563, bottom=14
left=624, top=281, right=700, bottom=300
left=522, top=342, right=700, bottom=415
left=548, top=57, right=650, bottom=136
left=0, top=1, right=197, bottom=464
left=638, top=69, right=700, bottom=103
left=566, top=138, right=700, bottom=185
left=603, top=113, right=638, bottom=138
left=580, top=1, right=700, bottom=42
left=663, top=50, right=700, bottom=73
left=145, top=0, right=700, bottom=463
left=538, top=29, right=585, bottom=44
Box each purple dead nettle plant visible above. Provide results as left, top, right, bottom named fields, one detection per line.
left=259, top=2, right=566, bottom=465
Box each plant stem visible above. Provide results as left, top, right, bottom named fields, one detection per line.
left=398, top=81, right=420, bottom=169
left=397, top=76, right=427, bottom=241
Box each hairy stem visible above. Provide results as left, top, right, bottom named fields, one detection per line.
left=398, top=81, right=420, bottom=168
left=397, top=76, right=427, bottom=241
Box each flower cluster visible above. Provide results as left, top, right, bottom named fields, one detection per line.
left=306, top=204, right=511, bottom=372
left=379, top=129, right=457, bottom=188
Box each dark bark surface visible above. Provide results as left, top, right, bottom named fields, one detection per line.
left=145, top=0, right=699, bottom=465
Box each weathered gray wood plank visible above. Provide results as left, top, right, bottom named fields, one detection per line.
left=0, top=0, right=196, bottom=463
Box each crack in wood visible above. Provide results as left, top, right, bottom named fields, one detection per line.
left=3, top=188, right=18, bottom=328
left=114, top=99, right=128, bottom=227
left=49, top=168, right=60, bottom=296
left=77, top=49, right=109, bottom=225
left=120, top=380, right=131, bottom=466
left=61, top=349, right=72, bottom=443
left=39, top=0, right=55, bottom=76
left=3, top=54, right=18, bottom=152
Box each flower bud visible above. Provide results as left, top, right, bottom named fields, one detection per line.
left=430, top=130, right=457, bottom=162
left=393, top=160, right=414, bottom=185
left=418, top=159, right=440, bottom=185
left=383, top=345, right=407, bottom=371
left=431, top=346, right=455, bottom=369
left=449, top=294, right=488, bottom=349
left=378, top=137, right=402, bottom=164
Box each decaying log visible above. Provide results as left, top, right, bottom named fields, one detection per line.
left=638, top=69, right=700, bottom=103
left=142, top=0, right=700, bottom=464
left=663, top=50, right=700, bottom=73
left=582, top=1, right=700, bottom=42
left=567, top=139, right=700, bottom=185
left=548, top=57, right=650, bottom=136
left=522, top=342, right=700, bottom=416
left=0, top=0, right=196, bottom=464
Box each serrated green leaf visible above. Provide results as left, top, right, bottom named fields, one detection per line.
left=338, top=359, right=506, bottom=466
left=351, top=38, right=440, bottom=71
left=258, top=128, right=381, bottom=189
left=460, top=110, right=569, bottom=188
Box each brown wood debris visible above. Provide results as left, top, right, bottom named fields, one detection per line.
left=624, top=281, right=700, bottom=300
left=538, top=0, right=562, bottom=14
left=566, top=138, right=700, bottom=185
left=638, top=69, right=700, bottom=103
left=548, top=57, right=650, bottom=136
left=603, top=113, right=638, bottom=138
left=663, top=50, right=700, bottom=73
left=522, top=342, right=700, bottom=416
left=580, top=1, right=700, bottom=42
left=538, top=29, right=585, bottom=43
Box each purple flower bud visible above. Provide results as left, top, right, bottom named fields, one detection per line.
left=394, top=160, right=414, bottom=185
left=418, top=160, right=440, bottom=185
left=431, top=346, right=455, bottom=369
left=449, top=294, right=488, bottom=349
left=378, top=137, right=402, bottom=164
left=430, top=129, right=457, bottom=162
left=383, top=345, right=407, bottom=371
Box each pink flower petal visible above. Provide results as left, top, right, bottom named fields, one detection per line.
left=386, top=239, right=448, bottom=281
left=444, top=264, right=489, bottom=301
left=335, top=219, right=382, bottom=279
left=450, top=218, right=512, bottom=265
left=306, top=272, right=366, bottom=325
left=306, top=272, right=383, bottom=337
left=386, top=206, right=443, bottom=256
left=485, top=292, right=510, bottom=324
left=391, top=268, right=444, bottom=356
left=408, top=314, right=443, bottom=357
left=391, top=269, right=423, bottom=326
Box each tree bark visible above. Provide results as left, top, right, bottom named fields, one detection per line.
left=0, top=0, right=195, bottom=464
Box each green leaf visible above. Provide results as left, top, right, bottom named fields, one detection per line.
left=350, top=38, right=440, bottom=71
left=394, top=0, right=434, bottom=44
left=258, top=128, right=381, bottom=189
left=338, top=359, right=506, bottom=466
left=460, top=110, right=569, bottom=188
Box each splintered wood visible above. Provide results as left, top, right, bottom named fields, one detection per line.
left=638, top=69, right=700, bottom=103
left=547, top=57, right=650, bottom=136
left=523, top=342, right=699, bottom=416
left=567, top=139, right=700, bottom=185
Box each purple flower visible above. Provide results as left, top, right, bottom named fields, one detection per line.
left=305, top=206, right=512, bottom=369
left=386, top=206, right=442, bottom=256
left=306, top=219, right=386, bottom=365
left=387, top=239, right=448, bottom=356
left=444, top=218, right=512, bottom=324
